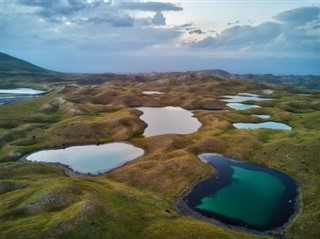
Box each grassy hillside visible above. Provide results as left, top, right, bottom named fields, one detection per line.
left=0, top=52, right=69, bottom=89
left=1, top=75, right=319, bottom=239
left=0, top=52, right=60, bottom=77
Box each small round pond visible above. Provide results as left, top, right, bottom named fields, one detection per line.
left=137, top=106, right=201, bottom=137
left=25, top=143, right=144, bottom=175
left=233, top=122, right=292, bottom=130
left=179, top=153, right=298, bottom=232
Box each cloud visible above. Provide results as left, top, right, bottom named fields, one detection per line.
left=2, top=0, right=184, bottom=57
left=2, top=3, right=318, bottom=74
left=177, top=22, right=206, bottom=35
left=151, top=12, right=166, bottom=25
left=88, top=14, right=135, bottom=27
left=13, top=0, right=183, bottom=28
left=116, top=2, right=183, bottom=12
left=274, top=6, right=320, bottom=25
left=227, top=20, right=240, bottom=26
left=192, top=22, right=281, bottom=48
left=190, top=6, right=320, bottom=58
left=189, top=29, right=205, bottom=35
left=18, top=0, right=106, bottom=17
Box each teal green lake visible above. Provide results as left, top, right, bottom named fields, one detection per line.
left=226, top=103, right=260, bottom=110
left=233, top=122, right=292, bottom=130
left=196, top=166, right=285, bottom=226
left=25, top=143, right=144, bottom=174
left=183, top=154, right=298, bottom=231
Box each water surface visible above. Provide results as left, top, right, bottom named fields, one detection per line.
left=297, top=93, right=311, bottom=96
left=142, top=91, right=163, bottom=95
left=227, top=103, right=260, bottom=110
left=25, top=143, right=144, bottom=174
left=183, top=154, right=298, bottom=231
left=0, top=88, right=45, bottom=105
left=0, top=95, right=33, bottom=105
left=0, top=88, right=44, bottom=95
left=222, top=93, right=272, bottom=103
left=233, top=122, right=292, bottom=130
left=252, top=115, right=271, bottom=119
left=137, top=106, right=201, bottom=137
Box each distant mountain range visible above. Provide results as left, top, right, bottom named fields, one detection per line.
left=194, top=70, right=320, bottom=90
left=1, top=52, right=319, bottom=90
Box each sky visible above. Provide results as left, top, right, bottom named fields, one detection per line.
left=1, top=0, right=320, bottom=75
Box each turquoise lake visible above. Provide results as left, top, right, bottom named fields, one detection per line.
left=183, top=154, right=298, bottom=231
left=25, top=143, right=144, bottom=174
left=297, top=93, right=311, bottom=96
left=137, top=106, right=201, bottom=137
left=233, top=122, right=292, bottom=130
left=226, top=103, right=261, bottom=110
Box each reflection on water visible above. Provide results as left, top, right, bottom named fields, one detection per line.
left=25, top=143, right=144, bottom=174
left=0, top=88, right=45, bottom=94
left=252, top=114, right=271, bottom=119
left=137, top=106, right=201, bottom=137
left=233, top=122, right=292, bottom=130
left=0, top=88, right=45, bottom=105
left=142, top=91, right=163, bottom=95
left=226, top=103, right=260, bottom=110
left=222, top=93, right=272, bottom=103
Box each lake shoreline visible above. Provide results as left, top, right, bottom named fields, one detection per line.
left=19, top=141, right=146, bottom=177
left=175, top=153, right=302, bottom=239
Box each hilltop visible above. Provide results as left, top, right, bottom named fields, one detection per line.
left=1, top=53, right=319, bottom=90
left=0, top=52, right=60, bottom=78
left=0, top=52, right=68, bottom=89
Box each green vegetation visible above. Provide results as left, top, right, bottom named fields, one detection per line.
left=1, top=54, right=319, bottom=239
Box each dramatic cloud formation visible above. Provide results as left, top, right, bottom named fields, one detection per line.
left=1, top=1, right=319, bottom=74
left=190, top=6, right=319, bottom=59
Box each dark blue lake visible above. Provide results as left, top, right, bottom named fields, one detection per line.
left=182, top=154, right=298, bottom=231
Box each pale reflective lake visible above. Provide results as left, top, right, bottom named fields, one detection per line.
left=142, top=91, right=163, bottom=95
left=137, top=106, right=201, bottom=137
left=233, top=122, right=292, bottom=130
left=0, top=88, right=44, bottom=95
left=222, top=93, right=272, bottom=103
left=252, top=114, right=271, bottom=119
left=227, top=103, right=261, bottom=110
left=0, top=88, right=45, bottom=105
left=25, top=143, right=144, bottom=174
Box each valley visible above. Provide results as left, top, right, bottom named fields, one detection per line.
left=0, top=53, right=319, bottom=239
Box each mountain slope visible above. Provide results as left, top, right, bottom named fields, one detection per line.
left=0, top=52, right=60, bottom=78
